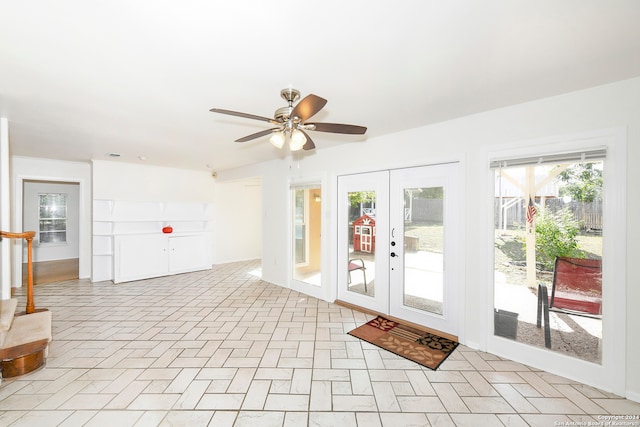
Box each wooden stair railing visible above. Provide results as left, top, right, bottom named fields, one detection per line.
left=0, top=231, right=37, bottom=314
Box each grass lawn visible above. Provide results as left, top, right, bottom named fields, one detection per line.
left=405, top=222, right=443, bottom=253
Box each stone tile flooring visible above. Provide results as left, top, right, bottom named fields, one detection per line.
left=1, top=259, right=639, bottom=426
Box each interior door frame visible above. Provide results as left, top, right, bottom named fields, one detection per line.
left=12, top=175, right=88, bottom=286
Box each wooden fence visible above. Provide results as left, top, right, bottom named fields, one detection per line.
left=494, top=198, right=602, bottom=231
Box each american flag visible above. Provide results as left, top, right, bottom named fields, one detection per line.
left=526, top=197, right=537, bottom=224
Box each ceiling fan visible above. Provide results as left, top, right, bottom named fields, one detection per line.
left=210, top=88, right=367, bottom=151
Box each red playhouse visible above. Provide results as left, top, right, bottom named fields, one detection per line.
left=353, top=214, right=376, bottom=253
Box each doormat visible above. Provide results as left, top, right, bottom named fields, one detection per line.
left=348, top=316, right=458, bottom=370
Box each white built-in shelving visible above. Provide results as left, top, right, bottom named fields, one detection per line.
left=91, top=199, right=214, bottom=283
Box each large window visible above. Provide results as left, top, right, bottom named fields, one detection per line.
left=39, top=193, right=67, bottom=244
left=492, top=149, right=604, bottom=364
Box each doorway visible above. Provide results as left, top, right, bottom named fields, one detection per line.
left=337, top=163, right=462, bottom=336
left=22, top=180, right=80, bottom=284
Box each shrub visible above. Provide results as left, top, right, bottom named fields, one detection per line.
left=534, top=207, right=582, bottom=270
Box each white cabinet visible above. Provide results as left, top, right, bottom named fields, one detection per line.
left=113, top=234, right=210, bottom=283
left=115, top=234, right=169, bottom=282
left=169, top=234, right=209, bottom=274
left=92, top=199, right=213, bottom=283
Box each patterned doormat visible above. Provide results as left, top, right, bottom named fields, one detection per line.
left=348, top=316, right=458, bottom=370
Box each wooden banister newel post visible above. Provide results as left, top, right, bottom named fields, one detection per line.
left=0, top=230, right=37, bottom=314
left=25, top=232, right=35, bottom=314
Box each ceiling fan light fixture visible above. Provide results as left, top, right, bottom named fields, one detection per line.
left=290, top=129, right=306, bottom=151
left=269, top=131, right=285, bottom=149
left=210, top=88, right=367, bottom=152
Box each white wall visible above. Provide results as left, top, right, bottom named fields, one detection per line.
left=218, top=77, right=640, bottom=400
left=23, top=181, right=80, bottom=262
left=92, top=160, right=215, bottom=202
left=9, top=157, right=91, bottom=289
left=212, top=178, right=262, bottom=264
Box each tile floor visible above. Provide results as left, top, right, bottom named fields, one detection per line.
left=1, top=259, right=639, bottom=426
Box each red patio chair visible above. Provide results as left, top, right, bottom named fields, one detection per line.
left=536, top=256, right=602, bottom=348
left=348, top=259, right=367, bottom=292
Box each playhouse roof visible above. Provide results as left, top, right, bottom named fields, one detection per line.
left=353, top=214, right=375, bottom=225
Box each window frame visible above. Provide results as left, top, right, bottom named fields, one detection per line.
left=38, top=192, right=68, bottom=245
left=485, top=128, right=626, bottom=396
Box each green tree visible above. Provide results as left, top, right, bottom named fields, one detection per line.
left=348, top=191, right=375, bottom=207
left=557, top=163, right=603, bottom=202
left=534, top=207, right=583, bottom=270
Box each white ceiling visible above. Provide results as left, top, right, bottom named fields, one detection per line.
left=2, top=1, right=640, bottom=172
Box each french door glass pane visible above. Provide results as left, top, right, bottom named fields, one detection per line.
left=493, top=161, right=603, bottom=364
left=347, top=191, right=376, bottom=296
left=403, top=187, right=444, bottom=315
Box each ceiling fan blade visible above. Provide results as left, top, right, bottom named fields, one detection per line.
left=300, top=130, right=315, bottom=151
left=308, top=122, right=367, bottom=134
left=210, top=108, right=276, bottom=124
left=290, top=94, right=327, bottom=122
left=235, top=128, right=280, bottom=143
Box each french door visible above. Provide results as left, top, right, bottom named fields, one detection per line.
left=337, top=163, right=461, bottom=336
